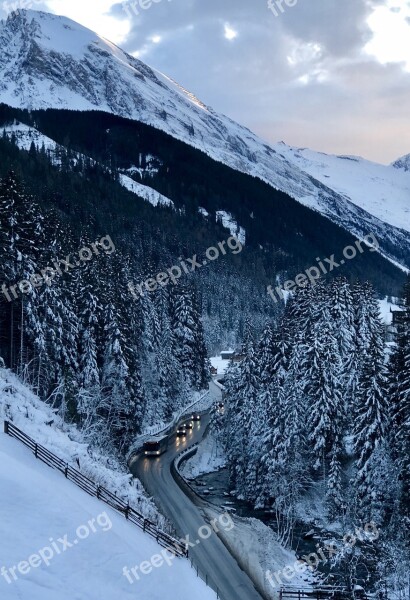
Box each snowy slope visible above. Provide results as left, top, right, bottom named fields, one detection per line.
left=0, top=10, right=409, bottom=269
left=0, top=368, right=162, bottom=524
left=2, top=121, right=56, bottom=152
left=216, top=211, right=246, bottom=245
left=275, top=144, right=410, bottom=234
left=2, top=121, right=174, bottom=208
left=0, top=436, right=215, bottom=600
left=0, top=369, right=215, bottom=600
left=119, top=173, right=173, bottom=207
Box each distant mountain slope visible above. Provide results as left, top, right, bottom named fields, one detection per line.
left=2, top=121, right=174, bottom=207
left=0, top=9, right=409, bottom=270
left=275, top=143, right=410, bottom=234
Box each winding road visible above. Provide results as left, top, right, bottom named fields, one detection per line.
left=130, top=380, right=264, bottom=600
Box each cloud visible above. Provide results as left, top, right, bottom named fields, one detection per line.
left=120, top=0, right=410, bottom=162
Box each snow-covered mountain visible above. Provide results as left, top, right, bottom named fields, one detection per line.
left=392, top=153, right=410, bottom=173
left=275, top=143, right=410, bottom=234
left=0, top=9, right=409, bottom=268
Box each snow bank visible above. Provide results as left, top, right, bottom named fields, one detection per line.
left=0, top=368, right=161, bottom=525
left=204, top=508, right=315, bottom=600
left=181, top=432, right=226, bottom=479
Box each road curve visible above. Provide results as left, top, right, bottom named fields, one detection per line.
left=130, top=380, right=264, bottom=600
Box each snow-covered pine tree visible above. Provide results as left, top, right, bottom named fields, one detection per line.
left=225, top=342, right=259, bottom=497
left=389, top=277, right=410, bottom=517
left=100, top=303, right=134, bottom=451
left=171, top=284, right=208, bottom=390
left=328, top=277, right=356, bottom=406
left=353, top=289, right=389, bottom=521
left=0, top=172, right=42, bottom=373
left=306, top=310, right=344, bottom=487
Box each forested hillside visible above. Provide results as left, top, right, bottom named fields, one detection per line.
left=0, top=107, right=406, bottom=462
left=221, top=277, right=410, bottom=594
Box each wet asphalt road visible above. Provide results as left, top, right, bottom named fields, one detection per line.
left=130, top=381, right=264, bottom=600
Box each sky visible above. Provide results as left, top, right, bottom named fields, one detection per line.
left=2, top=0, right=410, bottom=164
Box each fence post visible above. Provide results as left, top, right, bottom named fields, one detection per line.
left=4, top=421, right=9, bottom=434
left=64, top=465, right=68, bottom=478
left=96, top=486, right=100, bottom=499
left=125, top=504, right=129, bottom=520
left=34, top=443, right=38, bottom=458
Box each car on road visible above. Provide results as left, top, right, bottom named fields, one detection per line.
left=176, top=426, right=187, bottom=437
left=192, top=414, right=201, bottom=421
left=183, top=421, right=194, bottom=430
left=143, top=435, right=169, bottom=456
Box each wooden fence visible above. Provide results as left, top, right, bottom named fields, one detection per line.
left=3, top=420, right=187, bottom=558
left=279, top=587, right=369, bottom=600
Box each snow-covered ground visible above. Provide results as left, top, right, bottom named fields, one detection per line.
left=0, top=368, right=161, bottom=522
left=378, top=297, right=400, bottom=325
left=181, top=433, right=226, bottom=479
left=209, top=356, right=230, bottom=375
left=0, top=434, right=215, bottom=600
left=1, top=122, right=56, bottom=153
left=119, top=174, right=174, bottom=208
left=216, top=211, right=246, bottom=245
left=0, top=369, right=216, bottom=599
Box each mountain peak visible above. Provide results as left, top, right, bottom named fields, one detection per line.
left=391, top=153, right=410, bottom=172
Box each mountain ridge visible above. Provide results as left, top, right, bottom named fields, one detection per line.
left=0, top=9, right=409, bottom=270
